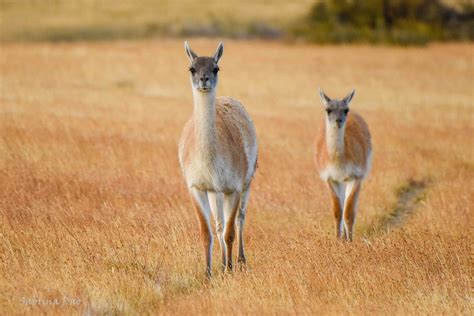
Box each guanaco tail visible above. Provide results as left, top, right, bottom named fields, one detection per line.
left=314, top=89, right=372, bottom=241
left=178, top=41, right=258, bottom=276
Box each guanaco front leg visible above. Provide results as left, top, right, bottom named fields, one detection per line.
left=343, top=180, right=361, bottom=241
left=327, top=180, right=346, bottom=239
left=190, top=188, right=213, bottom=277
left=208, top=191, right=226, bottom=271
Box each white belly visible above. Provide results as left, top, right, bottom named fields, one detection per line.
left=320, top=163, right=364, bottom=183
left=184, top=157, right=242, bottom=193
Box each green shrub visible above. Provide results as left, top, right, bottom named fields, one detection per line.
left=294, top=0, right=474, bottom=45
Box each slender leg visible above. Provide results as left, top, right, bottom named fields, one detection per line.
left=208, top=191, right=226, bottom=272
left=223, top=192, right=241, bottom=271
left=343, top=180, right=361, bottom=242
left=190, top=188, right=213, bottom=277
left=327, top=180, right=345, bottom=239
left=237, top=187, right=251, bottom=266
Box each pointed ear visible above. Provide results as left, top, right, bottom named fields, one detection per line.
left=319, top=88, right=331, bottom=105
left=343, top=89, right=355, bottom=105
left=213, top=42, right=224, bottom=63
left=184, top=41, right=197, bottom=62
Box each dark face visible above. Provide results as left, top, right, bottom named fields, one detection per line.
left=188, top=57, right=220, bottom=92
left=325, top=100, right=350, bottom=128
left=319, top=89, right=355, bottom=129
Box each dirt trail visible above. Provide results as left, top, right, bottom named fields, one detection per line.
left=376, top=179, right=428, bottom=233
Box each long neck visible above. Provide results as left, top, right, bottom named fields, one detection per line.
left=193, top=89, right=217, bottom=157
left=325, top=117, right=345, bottom=159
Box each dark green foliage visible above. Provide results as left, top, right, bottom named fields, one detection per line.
left=293, top=0, right=474, bottom=45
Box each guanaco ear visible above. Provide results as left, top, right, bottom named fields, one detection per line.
left=319, top=88, right=331, bottom=105
left=343, top=89, right=355, bottom=105
left=184, top=41, right=198, bottom=62
left=213, top=42, right=224, bottom=63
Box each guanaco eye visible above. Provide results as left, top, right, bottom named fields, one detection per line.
left=189, top=67, right=195, bottom=74
left=344, top=109, right=349, bottom=114
left=213, top=67, right=219, bottom=74
left=326, top=109, right=332, bottom=114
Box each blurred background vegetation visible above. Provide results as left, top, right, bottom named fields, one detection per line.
left=0, top=0, right=311, bottom=42
left=0, top=0, right=472, bottom=44
left=294, top=0, right=474, bottom=44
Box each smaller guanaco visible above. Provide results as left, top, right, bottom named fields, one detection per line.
left=314, top=89, right=372, bottom=241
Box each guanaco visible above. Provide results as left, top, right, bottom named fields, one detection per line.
left=178, top=42, right=258, bottom=276
left=314, top=89, right=372, bottom=241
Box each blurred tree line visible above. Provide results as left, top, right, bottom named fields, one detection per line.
left=293, top=0, right=474, bottom=44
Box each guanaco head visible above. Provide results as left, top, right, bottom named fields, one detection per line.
left=319, top=89, right=355, bottom=129
left=184, top=41, right=223, bottom=93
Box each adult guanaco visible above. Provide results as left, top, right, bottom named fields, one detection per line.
left=178, top=41, right=258, bottom=276
left=314, top=89, right=372, bottom=241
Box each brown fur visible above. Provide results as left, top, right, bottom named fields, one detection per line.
left=180, top=96, right=257, bottom=191
left=314, top=111, right=371, bottom=173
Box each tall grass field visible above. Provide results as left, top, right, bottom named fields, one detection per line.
left=0, top=39, right=472, bottom=314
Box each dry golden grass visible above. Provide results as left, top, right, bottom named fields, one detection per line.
left=0, top=39, right=472, bottom=314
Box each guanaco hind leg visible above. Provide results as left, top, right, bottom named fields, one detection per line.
left=237, top=187, right=251, bottom=266
left=223, top=192, right=241, bottom=271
